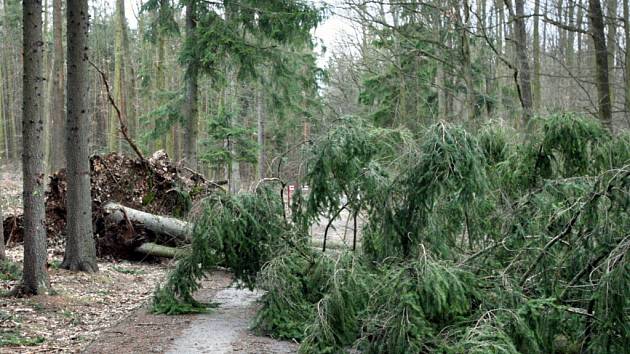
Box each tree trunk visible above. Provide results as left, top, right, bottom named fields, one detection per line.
left=183, top=1, right=198, bottom=169
left=256, top=85, right=265, bottom=181
left=103, top=202, right=192, bottom=242
left=607, top=0, right=617, bottom=103
left=511, top=0, right=535, bottom=125
left=459, top=0, right=476, bottom=123
left=533, top=0, right=542, bottom=111
left=0, top=199, right=5, bottom=260
left=589, top=0, right=614, bottom=131
left=47, top=0, right=65, bottom=172
left=122, top=7, right=136, bottom=141
left=229, top=78, right=240, bottom=194
left=567, top=0, right=577, bottom=68
left=21, top=0, right=51, bottom=294
left=135, top=243, right=187, bottom=258
left=0, top=58, right=6, bottom=161
left=62, top=0, right=98, bottom=272
left=624, top=0, right=630, bottom=121
left=108, top=0, right=127, bottom=152
left=2, top=0, right=17, bottom=162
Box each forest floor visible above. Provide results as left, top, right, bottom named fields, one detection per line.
left=1, top=245, right=169, bottom=353
left=1, top=167, right=362, bottom=353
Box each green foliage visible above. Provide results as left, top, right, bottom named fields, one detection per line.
left=0, top=260, right=21, bottom=281
left=154, top=113, right=629, bottom=353
left=254, top=249, right=333, bottom=341
left=152, top=185, right=289, bottom=314
left=0, top=331, right=44, bottom=347
left=363, top=121, right=487, bottom=259
left=139, top=90, right=184, bottom=147
left=539, top=113, right=609, bottom=177
left=477, top=122, right=512, bottom=165
left=296, top=117, right=394, bottom=227
left=299, top=254, right=376, bottom=353
left=200, top=108, right=258, bottom=167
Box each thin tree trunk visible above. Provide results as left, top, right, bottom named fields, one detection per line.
left=0, top=59, right=6, bottom=160
left=21, top=0, right=51, bottom=294
left=2, top=0, right=17, bottom=161
left=508, top=0, right=535, bottom=125
left=47, top=0, right=65, bottom=172
left=460, top=0, right=476, bottom=123
left=0, top=199, right=5, bottom=260
left=567, top=0, right=577, bottom=68
left=108, top=0, right=127, bottom=152
left=624, top=0, right=630, bottom=121
left=62, top=0, right=98, bottom=272
left=607, top=0, right=617, bottom=104
left=229, top=76, right=240, bottom=194
left=533, top=0, right=542, bottom=111
left=256, top=84, right=265, bottom=181
left=183, top=1, right=198, bottom=169
left=123, top=9, right=136, bottom=141
left=589, top=0, right=614, bottom=131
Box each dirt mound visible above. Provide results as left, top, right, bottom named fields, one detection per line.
left=3, top=151, right=220, bottom=259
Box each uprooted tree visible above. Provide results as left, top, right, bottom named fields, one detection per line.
left=151, top=114, right=629, bottom=353
left=3, top=151, right=221, bottom=260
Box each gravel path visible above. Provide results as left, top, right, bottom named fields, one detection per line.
left=166, top=287, right=297, bottom=354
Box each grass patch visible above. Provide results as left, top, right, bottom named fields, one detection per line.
left=112, top=265, right=146, bottom=275
left=0, top=330, right=44, bottom=347
left=0, top=260, right=22, bottom=281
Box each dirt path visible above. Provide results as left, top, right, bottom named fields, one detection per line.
left=166, top=287, right=297, bottom=354
left=83, top=270, right=297, bottom=354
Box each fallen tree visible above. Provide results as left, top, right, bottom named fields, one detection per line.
left=3, top=151, right=222, bottom=259
left=134, top=243, right=188, bottom=258
left=104, top=202, right=192, bottom=243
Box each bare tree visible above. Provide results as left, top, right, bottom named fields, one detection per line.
left=62, top=0, right=98, bottom=272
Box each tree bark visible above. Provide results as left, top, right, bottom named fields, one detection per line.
left=509, top=0, right=535, bottom=125
left=589, top=0, right=614, bottom=131
left=21, top=0, right=51, bottom=294
left=624, top=0, right=630, bottom=121
left=183, top=1, right=198, bottom=169
left=256, top=84, right=265, bottom=181
left=47, top=0, right=65, bottom=172
left=533, top=0, right=542, bottom=111
left=0, top=199, right=5, bottom=260
left=607, top=0, right=617, bottom=102
left=108, top=0, right=128, bottom=152
left=103, top=202, right=192, bottom=242
left=62, top=0, right=98, bottom=272
left=135, top=242, right=187, bottom=258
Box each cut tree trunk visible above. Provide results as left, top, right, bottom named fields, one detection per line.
left=134, top=242, right=187, bottom=258
left=103, top=202, right=192, bottom=242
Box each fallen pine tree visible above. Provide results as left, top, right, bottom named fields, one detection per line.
left=153, top=115, right=629, bottom=353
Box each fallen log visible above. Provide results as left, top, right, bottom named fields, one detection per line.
left=105, top=202, right=354, bottom=256
left=134, top=242, right=188, bottom=258
left=103, top=202, right=192, bottom=242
